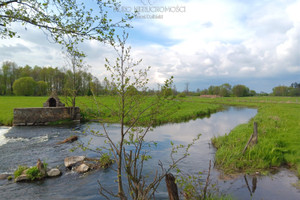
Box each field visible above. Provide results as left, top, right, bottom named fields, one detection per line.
left=1, top=95, right=300, bottom=177
left=0, top=96, right=48, bottom=126
left=0, top=96, right=222, bottom=126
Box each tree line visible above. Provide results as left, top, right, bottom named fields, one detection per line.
left=272, top=83, right=300, bottom=96
left=198, top=83, right=256, bottom=97
left=185, top=82, right=300, bottom=97
left=0, top=61, right=105, bottom=96
left=182, top=83, right=256, bottom=97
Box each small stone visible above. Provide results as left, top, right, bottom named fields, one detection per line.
left=47, top=168, right=61, bottom=177
left=15, top=174, right=29, bottom=182
left=75, top=163, right=89, bottom=173
left=64, top=156, right=85, bottom=168
left=0, top=174, right=9, bottom=180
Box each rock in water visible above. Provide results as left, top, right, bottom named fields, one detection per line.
left=57, top=135, right=78, bottom=144
left=47, top=168, right=61, bottom=177
left=0, top=174, right=9, bottom=180
left=75, top=164, right=89, bottom=173
left=64, top=156, right=86, bottom=168
left=15, top=174, right=29, bottom=182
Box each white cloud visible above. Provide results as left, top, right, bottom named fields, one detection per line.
left=1, top=0, right=299, bottom=92
left=128, top=0, right=300, bottom=88
left=287, top=66, right=300, bottom=73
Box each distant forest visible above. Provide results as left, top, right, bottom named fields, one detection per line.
left=0, top=61, right=299, bottom=97
left=194, top=82, right=300, bottom=97
left=0, top=61, right=104, bottom=96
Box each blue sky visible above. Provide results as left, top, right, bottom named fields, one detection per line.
left=0, top=0, right=299, bottom=92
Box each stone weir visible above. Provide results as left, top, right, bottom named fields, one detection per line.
left=13, top=93, right=80, bottom=126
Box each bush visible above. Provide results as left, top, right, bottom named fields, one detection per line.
left=26, top=166, right=44, bottom=180
left=13, top=77, right=37, bottom=96
left=100, top=153, right=113, bottom=168
left=177, top=92, right=186, bottom=98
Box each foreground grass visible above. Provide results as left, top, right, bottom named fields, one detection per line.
left=0, top=96, right=222, bottom=126
left=185, top=96, right=300, bottom=176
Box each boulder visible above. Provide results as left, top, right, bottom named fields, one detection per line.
left=15, top=174, right=29, bottom=182
left=47, top=168, right=61, bottom=177
left=75, top=163, right=89, bottom=173
left=0, top=174, right=9, bottom=180
left=57, top=135, right=78, bottom=144
left=64, top=156, right=85, bottom=168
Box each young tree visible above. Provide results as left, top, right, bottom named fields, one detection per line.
left=63, top=46, right=85, bottom=118
left=184, top=82, right=189, bottom=95
left=82, top=32, right=192, bottom=199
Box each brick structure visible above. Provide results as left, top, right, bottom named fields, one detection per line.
left=13, top=93, right=80, bottom=126
left=43, top=91, right=65, bottom=107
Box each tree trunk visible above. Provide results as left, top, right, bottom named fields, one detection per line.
left=166, top=173, right=179, bottom=200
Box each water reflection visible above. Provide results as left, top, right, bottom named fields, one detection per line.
left=244, top=175, right=257, bottom=196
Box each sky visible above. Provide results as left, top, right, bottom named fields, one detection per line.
left=0, top=0, right=300, bottom=93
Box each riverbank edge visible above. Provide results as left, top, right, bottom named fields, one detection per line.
left=197, top=98, right=300, bottom=178
left=0, top=97, right=223, bottom=127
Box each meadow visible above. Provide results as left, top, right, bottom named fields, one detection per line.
left=185, top=96, right=300, bottom=176
left=0, top=96, right=48, bottom=126
left=1, top=95, right=299, bottom=177
left=0, top=95, right=222, bottom=126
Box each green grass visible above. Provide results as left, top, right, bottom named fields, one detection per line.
left=0, top=96, right=48, bottom=125
left=0, top=96, right=221, bottom=126
left=78, top=96, right=222, bottom=126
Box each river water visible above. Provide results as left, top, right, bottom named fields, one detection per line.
left=0, top=107, right=299, bottom=200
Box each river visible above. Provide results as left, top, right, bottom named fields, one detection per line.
left=0, top=107, right=299, bottom=200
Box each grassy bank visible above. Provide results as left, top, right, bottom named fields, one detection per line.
left=185, top=96, right=300, bottom=176
left=0, top=96, right=48, bottom=126
left=77, top=96, right=222, bottom=125
left=0, top=96, right=222, bottom=126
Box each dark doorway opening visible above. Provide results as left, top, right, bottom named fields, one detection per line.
left=49, top=98, right=56, bottom=107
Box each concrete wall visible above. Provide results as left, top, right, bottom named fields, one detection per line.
left=13, top=107, right=80, bottom=126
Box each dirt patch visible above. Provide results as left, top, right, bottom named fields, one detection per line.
left=199, top=95, right=221, bottom=98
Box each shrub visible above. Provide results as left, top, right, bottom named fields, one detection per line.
left=13, top=77, right=37, bottom=96
left=100, top=153, right=113, bottom=168
left=177, top=92, right=186, bottom=98
left=26, top=166, right=42, bottom=180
